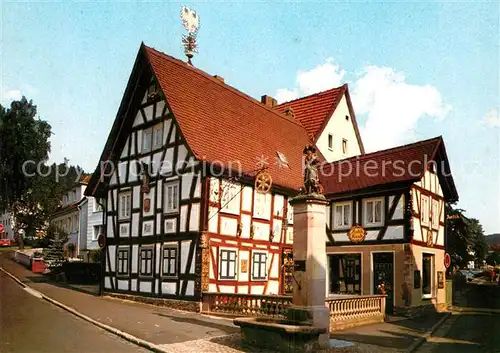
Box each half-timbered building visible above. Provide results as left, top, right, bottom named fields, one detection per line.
left=320, top=137, right=458, bottom=313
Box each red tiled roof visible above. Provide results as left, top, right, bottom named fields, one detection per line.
left=141, top=45, right=310, bottom=190
left=319, top=136, right=458, bottom=201
left=276, top=86, right=346, bottom=139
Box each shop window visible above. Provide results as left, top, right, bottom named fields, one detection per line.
left=328, top=254, right=361, bottom=295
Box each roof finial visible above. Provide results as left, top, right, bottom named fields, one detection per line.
left=180, top=6, right=200, bottom=65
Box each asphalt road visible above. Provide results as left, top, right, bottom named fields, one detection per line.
left=0, top=270, right=150, bottom=353
left=416, top=310, right=500, bottom=353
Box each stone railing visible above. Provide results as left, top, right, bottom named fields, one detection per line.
left=201, top=292, right=292, bottom=318
left=327, top=294, right=386, bottom=330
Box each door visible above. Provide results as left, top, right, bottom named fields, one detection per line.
left=373, top=252, right=394, bottom=314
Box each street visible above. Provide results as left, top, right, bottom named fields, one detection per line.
left=416, top=310, right=500, bottom=353
left=0, top=270, right=150, bottom=353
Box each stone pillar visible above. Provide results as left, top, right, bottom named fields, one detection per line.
left=288, top=195, right=330, bottom=348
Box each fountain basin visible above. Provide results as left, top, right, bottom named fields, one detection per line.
left=233, top=317, right=327, bottom=353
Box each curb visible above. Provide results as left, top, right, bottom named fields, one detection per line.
left=405, top=312, right=451, bottom=353
left=0, top=266, right=168, bottom=353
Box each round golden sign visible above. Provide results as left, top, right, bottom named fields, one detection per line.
left=348, top=225, right=366, bottom=243
left=426, top=230, right=434, bottom=247
left=255, top=171, right=272, bottom=194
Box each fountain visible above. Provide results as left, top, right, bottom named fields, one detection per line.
left=234, top=145, right=330, bottom=352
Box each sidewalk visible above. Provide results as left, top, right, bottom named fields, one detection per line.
left=0, top=254, right=449, bottom=353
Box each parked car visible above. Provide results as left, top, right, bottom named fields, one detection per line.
left=458, top=269, right=483, bottom=282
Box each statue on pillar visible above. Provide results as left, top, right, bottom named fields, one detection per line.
left=300, top=144, right=324, bottom=196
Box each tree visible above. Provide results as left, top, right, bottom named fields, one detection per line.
left=0, top=97, right=84, bottom=248
left=0, top=97, right=51, bottom=210
left=446, top=204, right=488, bottom=268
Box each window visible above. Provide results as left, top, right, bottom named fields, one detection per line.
left=333, top=202, right=352, bottom=229
left=431, top=200, right=439, bottom=229
left=422, top=253, right=434, bottom=298
left=252, top=251, right=268, bottom=280
left=142, top=127, right=152, bottom=153
left=139, top=248, right=153, bottom=276
left=364, top=198, right=383, bottom=226
left=421, top=195, right=430, bottom=226
left=219, top=249, right=237, bottom=279
left=73, top=190, right=77, bottom=201
left=254, top=192, right=271, bottom=219
left=328, top=254, right=361, bottom=295
left=73, top=215, right=78, bottom=232
left=162, top=246, right=177, bottom=277
left=221, top=181, right=240, bottom=214
left=345, top=115, right=349, bottom=121
left=67, top=217, right=72, bottom=233
left=94, top=199, right=104, bottom=212
left=153, top=123, right=163, bottom=149
left=342, top=139, right=348, bottom=154
left=117, top=248, right=129, bottom=275
left=93, top=225, right=103, bottom=241
left=119, top=192, right=131, bottom=219
left=164, top=181, right=179, bottom=213
left=328, top=134, right=333, bottom=150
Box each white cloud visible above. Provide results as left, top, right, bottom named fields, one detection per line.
left=483, top=108, right=500, bottom=127
left=1, top=88, right=22, bottom=105
left=275, top=58, right=345, bottom=104
left=352, top=66, right=452, bottom=152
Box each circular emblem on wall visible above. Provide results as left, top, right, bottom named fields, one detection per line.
left=426, top=230, right=434, bottom=247
left=255, top=171, right=272, bottom=194
left=444, top=253, right=451, bottom=268
left=348, top=225, right=366, bottom=243
left=98, top=234, right=105, bottom=249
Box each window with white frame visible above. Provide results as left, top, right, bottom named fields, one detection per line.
left=162, top=246, right=178, bottom=277
left=119, top=192, right=131, bottom=219
left=431, top=199, right=439, bottom=229
left=252, top=251, right=268, bottom=280
left=221, top=181, right=240, bottom=214
left=422, top=253, right=434, bottom=298
left=342, top=139, right=348, bottom=154
left=254, top=192, right=271, bottom=219
left=142, top=127, right=152, bottom=153
left=152, top=123, right=163, bottom=150
left=139, top=247, right=153, bottom=276
left=219, top=249, right=237, bottom=280
left=333, top=202, right=352, bottom=229
left=421, top=195, right=430, bottom=226
left=164, top=180, right=179, bottom=214
left=117, top=248, right=129, bottom=275
left=93, top=225, right=103, bottom=241
left=364, top=198, right=383, bottom=226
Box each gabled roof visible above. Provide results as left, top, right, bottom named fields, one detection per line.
left=86, top=43, right=311, bottom=195
left=275, top=84, right=365, bottom=153
left=319, top=136, right=458, bottom=202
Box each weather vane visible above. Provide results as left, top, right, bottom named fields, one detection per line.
left=180, top=6, right=200, bottom=65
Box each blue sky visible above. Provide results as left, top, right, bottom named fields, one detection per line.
left=2, top=1, right=499, bottom=233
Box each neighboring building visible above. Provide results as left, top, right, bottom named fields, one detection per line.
left=84, top=44, right=364, bottom=305
left=321, top=137, right=458, bottom=313
left=0, top=211, right=15, bottom=241
left=275, top=84, right=365, bottom=162
left=51, top=178, right=104, bottom=258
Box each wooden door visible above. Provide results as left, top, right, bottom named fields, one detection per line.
left=373, top=252, right=394, bottom=314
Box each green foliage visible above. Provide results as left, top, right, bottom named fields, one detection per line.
left=0, top=97, right=51, bottom=210
left=0, top=96, right=85, bottom=244
left=486, top=252, right=500, bottom=266
left=88, top=249, right=102, bottom=263
left=446, top=204, right=488, bottom=268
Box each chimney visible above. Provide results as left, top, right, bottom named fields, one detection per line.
left=213, top=75, right=224, bottom=83
left=261, top=95, right=277, bottom=108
